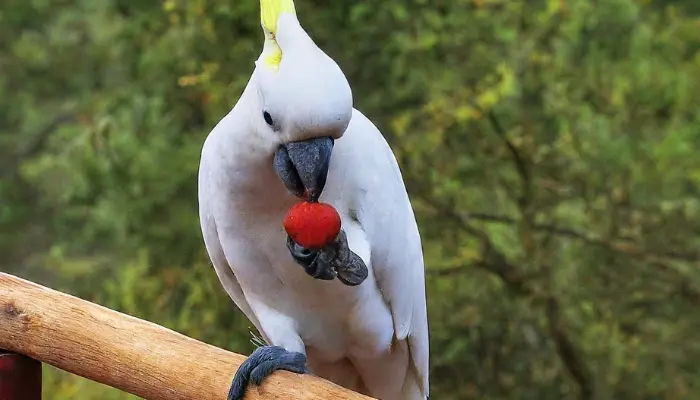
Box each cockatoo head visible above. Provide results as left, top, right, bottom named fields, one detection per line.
left=254, top=0, right=353, bottom=201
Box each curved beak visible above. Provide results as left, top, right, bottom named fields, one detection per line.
left=273, top=136, right=334, bottom=201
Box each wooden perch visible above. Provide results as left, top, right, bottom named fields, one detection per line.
left=0, top=272, right=374, bottom=400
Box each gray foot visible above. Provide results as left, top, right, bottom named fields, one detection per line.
left=228, top=345, right=308, bottom=400
left=287, top=230, right=368, bottom=286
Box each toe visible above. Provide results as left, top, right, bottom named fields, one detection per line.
left=287, top=236, right=318, bottom=268
left=227, top=375, right=247, bottom=400
left=227, top=346, right=289, bottom=400
left=249, top=351, right=307, bottom=385
left=330, top=231, right=368, bottom=286
left=287, top=236, right=337, bottom=280
left=305, top=253, right=337, bottom=280
left=336, top=251, right=368, bottom=286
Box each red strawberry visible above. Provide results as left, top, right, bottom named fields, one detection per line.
left=283, top=201, right=341, bottom=249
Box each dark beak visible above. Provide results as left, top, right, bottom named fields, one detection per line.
left=273, top=136, right=334, bottom=201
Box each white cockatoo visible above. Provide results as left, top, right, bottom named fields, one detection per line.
left=197, top=1, right=429, bottom=399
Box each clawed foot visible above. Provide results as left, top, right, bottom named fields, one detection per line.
left=228, top=345, right=308, bottom=400
left=286, top=230, right=368, bottom=286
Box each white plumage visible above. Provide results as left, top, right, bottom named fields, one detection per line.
left=197, top=4, right=428, bottom=399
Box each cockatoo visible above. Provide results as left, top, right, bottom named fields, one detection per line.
left=197, top=1, right=429, bottom=399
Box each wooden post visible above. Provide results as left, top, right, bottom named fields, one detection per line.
left=0, top=273, right=374, bottom=400
left=0, top=350, right=42, bottom=400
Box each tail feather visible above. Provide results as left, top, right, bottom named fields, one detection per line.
left=401, top=366, right=428, bottom=400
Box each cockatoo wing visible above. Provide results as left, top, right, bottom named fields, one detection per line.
left=198, top=136, right=263, bottom=336
left=335, top=109, right=430, bottom=396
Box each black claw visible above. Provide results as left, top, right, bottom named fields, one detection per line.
left=286, top=236, right=318, bottom=267
left=285, top=230, right=368, bottom=286
left=336, top=251, right=369, bottom=286
left=228, top=345, right=308, bottom=400
left=322, top=231, right=369, bottom=286
left=286, top=236, right=336, bottom=280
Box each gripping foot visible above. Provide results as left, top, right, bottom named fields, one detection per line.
left=287, top=230, right=368, bottom=286
left=228, top=345, right=308, bottom=400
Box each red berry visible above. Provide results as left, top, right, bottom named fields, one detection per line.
left=283, top=201, right=341, bottom=249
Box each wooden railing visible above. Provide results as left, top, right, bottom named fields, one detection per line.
left=0, top=272, right=373, bottom=399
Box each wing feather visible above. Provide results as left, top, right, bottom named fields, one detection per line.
left=198, top=146, right=263, bottom=335
left=344, top=110, right=430, bottom=395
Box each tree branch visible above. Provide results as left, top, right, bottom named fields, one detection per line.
left=429, top=261, right=533, bottom=296
left=545, top=296, right=595, bottom=400
left=418, top=191, right=596, bottom=398
left=460, top=211, right=700, bottom=263
left=487, top=111, right=531, bottom=207
left=432, top=206, right=700, bottom=301
left=0, top=273, right=372, bottom=400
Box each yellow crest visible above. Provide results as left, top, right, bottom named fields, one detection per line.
left=260, top=0, right=296, bottom=35
left=259, top=0, right=296, bottom=70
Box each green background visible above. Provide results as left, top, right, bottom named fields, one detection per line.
left=2, top=0, right=700, bottom=398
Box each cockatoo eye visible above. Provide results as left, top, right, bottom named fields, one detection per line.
left=263, top=111, right=274, bottom=126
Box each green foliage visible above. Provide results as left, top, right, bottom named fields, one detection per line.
left=2, top=0, right=700, bottom=398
